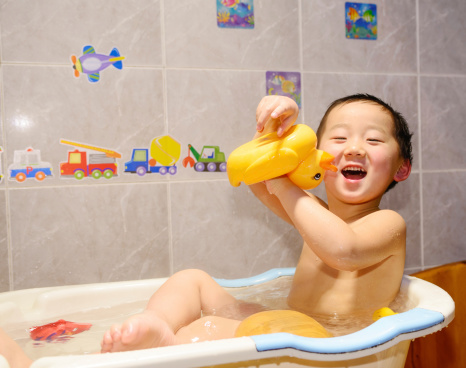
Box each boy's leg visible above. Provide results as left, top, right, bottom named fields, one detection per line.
left=101, top=269, right=238, bottom=352
left=0, top=327, right=32, bottom=368
left=175, top=316, right=241, bottom=344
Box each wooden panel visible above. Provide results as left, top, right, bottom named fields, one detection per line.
left=405, top=261, right=465, bottom=368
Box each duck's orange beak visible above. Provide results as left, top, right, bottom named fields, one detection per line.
left=319, top=151, right=338, bottom=172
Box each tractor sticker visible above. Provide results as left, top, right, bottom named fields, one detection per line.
left=59, top=139, right=121, bottom=180
left=125, top=135, right=181, bottom=176
left=71, top=45, right=125, bottom=83
left=182, top=144, right=227, bottom=172
left=266, top=71, right=301, bottom=108
left=8, top=147, right=53, bottom=183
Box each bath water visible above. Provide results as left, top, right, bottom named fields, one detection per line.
left=4, top=276, right=415, bottom=360
left=5, top=300, right=146, bottom=360
left=213, top=277, right=415, bottom=336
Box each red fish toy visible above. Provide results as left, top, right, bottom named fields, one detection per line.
left=29, top=319, right=92, bottom=341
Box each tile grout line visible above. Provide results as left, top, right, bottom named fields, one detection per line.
left=415, top=0, right=424, bottom=270
left=160, top=0, right=174, bottom=276
left=0, top=12, right=14, bottom=289
left=0, top=67, right=14, bottom=291
left=298, top=0, right=305, bottom=124
left=1, top=61, right=465, bottom=79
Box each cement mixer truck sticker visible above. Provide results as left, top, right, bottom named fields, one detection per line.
left=59, top=140, right=121, bottom=180
left=125, top=135, right=181, bottom=176
left=8, top=147, right=53, bottom=183
left=182, top=145, right=227, bottom=172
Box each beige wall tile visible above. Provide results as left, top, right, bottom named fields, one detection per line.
left=171, top=181, right=301, bottom=279
left=421, top=76, right=466, bottom=171
left=1, top=0, right=162, bottom=66
left=302, top=0, right=417, bottom=73
left=10, top=183, right=170, bottom=289
left=165, top=0, right=300, bottom=69
left=419, top=0, right=466, bottom=74
left=423, top=172, right=466, bottom=266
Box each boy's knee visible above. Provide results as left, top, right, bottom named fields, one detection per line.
left=173, top=269, right=213, bottom=283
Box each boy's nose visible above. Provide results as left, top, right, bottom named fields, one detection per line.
left=344, top=144, right=366, bottom=157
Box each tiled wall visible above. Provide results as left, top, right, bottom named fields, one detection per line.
left=0, top=0, right=464, bottom=291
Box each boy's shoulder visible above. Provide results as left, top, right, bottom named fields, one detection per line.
left=350, top=208, right=406, bottom=233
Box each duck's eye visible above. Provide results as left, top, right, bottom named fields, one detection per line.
left=314, top=173, right=321, bottom=180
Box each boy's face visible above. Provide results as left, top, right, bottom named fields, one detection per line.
left=318, top=101, right=404, bottom=204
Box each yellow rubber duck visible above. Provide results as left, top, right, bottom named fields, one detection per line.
left=227, top=124, right=337, bottom=190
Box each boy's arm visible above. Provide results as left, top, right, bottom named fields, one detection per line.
left=250, top=96, right=324, bottom=224
left=267, top=177, right=406, bottom=271
left=250, top=181, right=327, bottom=226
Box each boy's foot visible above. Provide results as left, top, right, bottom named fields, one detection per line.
left=100, top=311, right=176, bottom=353
left=0, top=328, right=32, bottom=368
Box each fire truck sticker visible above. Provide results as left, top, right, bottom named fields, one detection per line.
left=59, top=139, right=121, bottom=180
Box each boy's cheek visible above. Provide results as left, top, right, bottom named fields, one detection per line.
left=323, top=170, right=338, bottom=182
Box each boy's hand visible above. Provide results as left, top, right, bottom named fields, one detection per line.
left=256, top=96, right=299, bottom=137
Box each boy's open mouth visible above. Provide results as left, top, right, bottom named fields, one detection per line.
left=342, top=166, right=367, bottom=180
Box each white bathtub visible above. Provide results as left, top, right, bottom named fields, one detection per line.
left=0, top=268, right=455, bottom=368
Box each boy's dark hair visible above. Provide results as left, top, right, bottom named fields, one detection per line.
left=316, top=93, right=413, bottom=192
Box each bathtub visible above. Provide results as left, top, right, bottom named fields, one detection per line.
left=0, top=268, right=455, bottom=368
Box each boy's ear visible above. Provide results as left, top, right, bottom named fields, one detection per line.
left=394, top=159, right=411, bottom=182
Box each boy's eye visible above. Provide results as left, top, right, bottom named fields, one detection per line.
left=332, top=137, right=346, bottom=141
left=367, top=138, right=382, bottom=143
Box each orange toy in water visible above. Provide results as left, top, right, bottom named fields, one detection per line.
left=29, top=319, right=92, bottom=341
left=235, top=310, right=332, bottom=338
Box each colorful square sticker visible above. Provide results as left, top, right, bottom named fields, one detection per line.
left=345, top=2, right=377, bottom=40
left=266, top=71, right=301, bottom=108
left=217, top=0, right=254, bottom=29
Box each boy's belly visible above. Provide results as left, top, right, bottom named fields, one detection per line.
left=287, top=246, right=403, bottom=316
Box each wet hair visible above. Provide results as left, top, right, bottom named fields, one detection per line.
left=316, top=93, right=413, bottom=192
